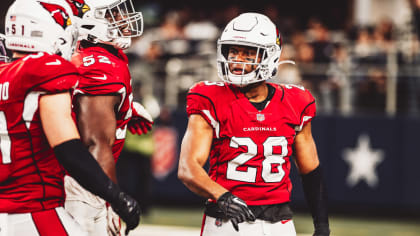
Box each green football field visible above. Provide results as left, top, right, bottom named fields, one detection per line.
left=139, top=207, right=420, bottom=236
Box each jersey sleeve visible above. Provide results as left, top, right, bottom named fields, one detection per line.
left=281, top=84, right=316, bottom=131
left=297, top=93, right=316, bottom=131
left=29, top=54, right=79, bottom=93
left=296, top=87, right=316, bottom=131
left=186, top=82, right=221, bottom=138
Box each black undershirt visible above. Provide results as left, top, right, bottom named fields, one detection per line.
left=80, top=40, right=120, bottom=57
left=249, top=83, right=275, bottom=111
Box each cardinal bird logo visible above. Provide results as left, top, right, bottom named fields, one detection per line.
left=39, top=2, right=72, bottom=29
left=276, top=28, right=282, bottom=47
left=65, top=0, right=90, bottom=18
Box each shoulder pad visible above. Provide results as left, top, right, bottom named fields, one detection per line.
left=188, top=81, right=227, bottom=96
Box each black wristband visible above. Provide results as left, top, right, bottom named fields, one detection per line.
left=301, top=165, right=330, bottom=231
left=53, top=139, right=120, bottom=203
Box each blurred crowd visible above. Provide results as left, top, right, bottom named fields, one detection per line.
left=125, top=3, right=420, bottom=120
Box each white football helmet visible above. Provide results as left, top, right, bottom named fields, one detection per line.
left=217, top=13, right=282, bottom=86
left=5, top=0, right=78, bottom=60
left=65, top=0, right=143, bottom=49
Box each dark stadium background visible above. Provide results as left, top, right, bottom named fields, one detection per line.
left=0, top=0, right=351, bottom=31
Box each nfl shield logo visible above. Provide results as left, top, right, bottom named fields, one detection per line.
left=256, top=113, right=265, bottom=121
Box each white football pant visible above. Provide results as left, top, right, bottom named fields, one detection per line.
left=64, top=175, right=119, bottom=236
left=201, top=215, right=297, bottom=236
left=0, top=207, right=87, bottom=236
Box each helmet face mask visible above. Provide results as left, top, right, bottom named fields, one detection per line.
left=0, top=34, right=9, bottom=62
left=102, top=1, right=143, bottom=38
left=66, top=0, right=143, bottom=49
left=219, top=43, right=270, bottom=85
left=217, top=13, right=282, bottom=87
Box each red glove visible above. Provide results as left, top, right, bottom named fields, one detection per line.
left=127, top=101, right=153, bottom=135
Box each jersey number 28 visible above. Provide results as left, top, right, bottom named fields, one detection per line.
left=227, top=136, right=288, bottom=183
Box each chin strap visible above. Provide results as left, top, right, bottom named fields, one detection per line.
left=111, top=38, right=131, bottom=50
left=278, top=60, right=296, bottom=65
left=97, top=38, right=131, bottom=50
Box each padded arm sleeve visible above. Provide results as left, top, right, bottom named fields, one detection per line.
left=301, top=165, right=330, bottom=235
left=53, top=139, right=121, bottom=204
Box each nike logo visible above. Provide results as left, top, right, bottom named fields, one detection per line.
left=281, top=219, right=291, bottom=224
left=45, top=59, right=61, bottom=65
left=232, top=198, right=247, bottom=207
left=91, top=75, right=107, bottom=80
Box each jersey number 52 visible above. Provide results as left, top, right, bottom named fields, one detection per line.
left=227, top=136, right=288, bottom=183
left=83, top=55, right=111, bottom=67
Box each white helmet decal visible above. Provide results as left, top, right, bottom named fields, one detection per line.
left=39, top=2, right=73, bottom=29
left=217, top=13, right=282, bottom=86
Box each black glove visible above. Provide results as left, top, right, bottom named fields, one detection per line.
left=110, top=192, right=141, bottom=235
left=217, top=192, right=256, bottom=231
left=313, top=223, right=330, bottom=236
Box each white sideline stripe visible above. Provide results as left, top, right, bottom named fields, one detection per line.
left=130, top=224, right=311, bottom=236
left=130, top=224, right=199, bottom=236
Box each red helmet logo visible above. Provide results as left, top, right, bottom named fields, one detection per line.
left=65, top=0, right=90, bottom=18
left=276, top=28, right=282, bottom=48
left=39, top=2, right=72, bottom=29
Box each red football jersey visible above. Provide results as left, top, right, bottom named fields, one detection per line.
left=71, top=46, right=132, bottom=161
left=0, top=52, right=80, bottom=213
left=187, top=81, right=316, bottom=206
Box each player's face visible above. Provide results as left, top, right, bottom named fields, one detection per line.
left=105, top=8, right=131, bottom=36
left=228, top=45, right=262, bottom=75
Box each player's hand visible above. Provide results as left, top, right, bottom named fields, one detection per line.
left=110, top=192, right=141, bottom=235
left=107, top=205, right=121, bottom=236
left=128, top=101, right=153, bottom=135
left=217, top=192, right=256, bottom=231
left=313, top=224, right=330, bottom=236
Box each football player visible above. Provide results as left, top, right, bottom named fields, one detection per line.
left=0, top=0, right=140, bottom=235
left=63, top=0, right=153, bottom=235
left=178, top=13, right=330, bottom=236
